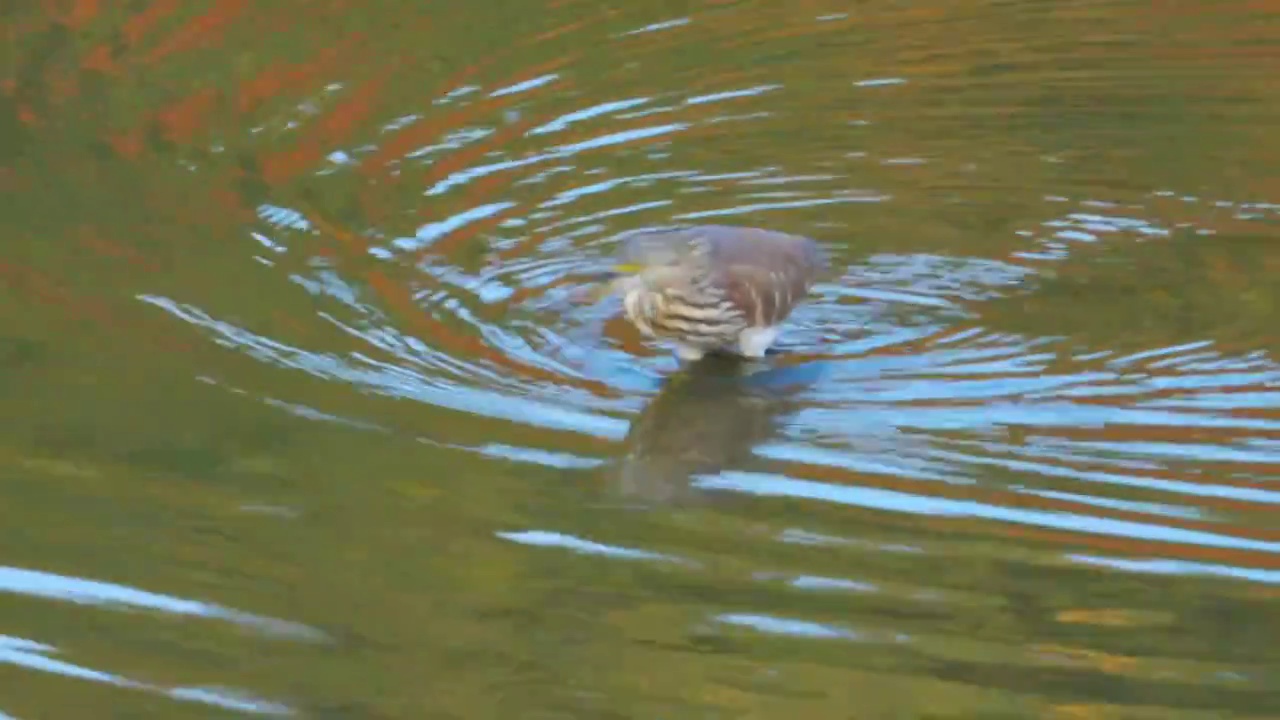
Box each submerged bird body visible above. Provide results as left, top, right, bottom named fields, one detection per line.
left=607, top=225, right=825, bottom=361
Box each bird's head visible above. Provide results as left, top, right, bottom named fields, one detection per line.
left=608, top=229, right=713, bottom=295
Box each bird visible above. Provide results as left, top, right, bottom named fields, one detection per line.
left=602, top=224, right=827, bottom=362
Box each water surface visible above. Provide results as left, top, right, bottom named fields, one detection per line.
left=2, top=1, right=1279, bottom=717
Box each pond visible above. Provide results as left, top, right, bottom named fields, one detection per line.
left=2, top=1, right=1278, bottom=717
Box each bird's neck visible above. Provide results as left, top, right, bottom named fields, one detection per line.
left=622, top=287, right=662, bottom=332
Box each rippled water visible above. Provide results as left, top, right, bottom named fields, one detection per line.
left=3, top=1, right=1279, bottom=717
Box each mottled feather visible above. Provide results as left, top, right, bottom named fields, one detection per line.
left=697, top=226, right=825, bottom=327
left=610, top=224, right=827, bottom=358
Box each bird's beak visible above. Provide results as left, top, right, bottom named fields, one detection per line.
left=578, top=264, right=639, bottom=284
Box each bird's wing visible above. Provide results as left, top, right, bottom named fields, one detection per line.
left=702, top=228, right=822, bottom=326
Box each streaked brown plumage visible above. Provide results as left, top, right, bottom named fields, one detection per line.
left=606, top=224, right=826, bottom=361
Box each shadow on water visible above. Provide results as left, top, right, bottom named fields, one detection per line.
left=600, top=354, right=825, bottom=506
left=1, top=0, right=1279, bottom=717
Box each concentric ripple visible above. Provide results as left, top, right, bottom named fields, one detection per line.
left=5, top=0, right=1280, bottom=716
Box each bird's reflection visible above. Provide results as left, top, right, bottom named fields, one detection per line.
left=601, top=353, right=823, bottom=506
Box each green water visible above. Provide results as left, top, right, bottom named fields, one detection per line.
left=2, top=2, right=1278, bottom=717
